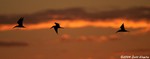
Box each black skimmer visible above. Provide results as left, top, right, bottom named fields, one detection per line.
left=14, top=17, right=25, bottom=28
left=51, top=22, right=63, bottom=34
left=116, top=23, right=129, bottom=33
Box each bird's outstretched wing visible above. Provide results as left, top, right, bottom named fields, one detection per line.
left=120, top=23, right=125, bottom=30
left=17, top=17, right=24, bottom=26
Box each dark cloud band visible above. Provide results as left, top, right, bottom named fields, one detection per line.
left=0, top=41, right=28, bottom=47
left=0, top=7, right=150, bottom=24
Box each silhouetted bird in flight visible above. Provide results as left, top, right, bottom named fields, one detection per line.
left=51, top=22, right=63, bottom=34
left=116, top=23, right=129, bottom=33
left=14, top=17, right=25, bottom=28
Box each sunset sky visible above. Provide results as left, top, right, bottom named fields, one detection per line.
left=0, top=0, right=150, bottom=59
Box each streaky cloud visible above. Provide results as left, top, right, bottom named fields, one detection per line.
left=0, top=41, right=28, bottom=47
left=0, top=7, right=150, bottom=24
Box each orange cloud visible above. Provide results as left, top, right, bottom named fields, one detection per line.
left=77, top=34, right=119, bottom=42
left=0, top=24, right=14, bottom=31
left=58, top=34, right=119, bottom=43
left=60, top=34, right=71, bottom=41
left=0, top=19, right=150, bottom=31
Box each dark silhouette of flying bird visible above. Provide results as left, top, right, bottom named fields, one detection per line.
left=51, top=22, right=63, bottom=34
left=116, top=23, right=129, bottom=33
left=14, top=17, right=25, bottom=28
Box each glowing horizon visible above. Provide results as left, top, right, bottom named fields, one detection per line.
left=0, top=19, right=149, bottom=31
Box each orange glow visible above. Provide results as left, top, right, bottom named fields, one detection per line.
left=0, top=19, right=150, bottom=31
left=0, top=24, right=14, bottom=31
